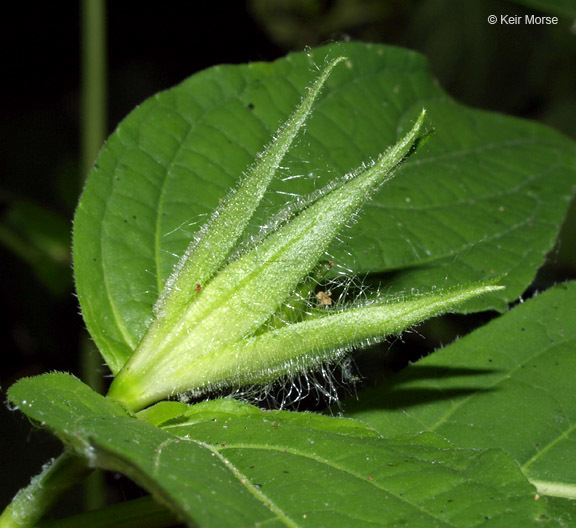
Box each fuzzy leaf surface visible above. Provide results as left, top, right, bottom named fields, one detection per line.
left=7, top=375, right=549, bottom=527
left=73, top=42, right=576, bottom=373
left=346, top=281, right=576, bottom=503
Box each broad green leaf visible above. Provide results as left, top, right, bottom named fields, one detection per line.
left=545, top=496, right=576, bottom=527
left=159, top=399, right=549, bottom=527
left=135, top=401, right=189, bottom=426
left=346, top=281, right=576, bottom=502
left=6, top=374, right=289, bottom=526
left=8, top=373, right=129, bottom=426
left=150, top=398, right=384, bottom=439
left=8, top=374, right=549, bottom=527
left=73, top=42, right=576, bottom=374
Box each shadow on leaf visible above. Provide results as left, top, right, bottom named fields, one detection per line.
left=347, top=364, right=500, bottom=412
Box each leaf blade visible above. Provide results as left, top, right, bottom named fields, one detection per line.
left=346, top=281, right=576, bottom=500
left=7, top=375, right=549, bottom=527
left=73, top=42, right=576, bottom=373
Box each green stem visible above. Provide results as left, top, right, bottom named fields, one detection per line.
left=79, top=0, right=108, bottom=512
left=35, top=496, right=180, bottom=528
left=80, top=0, right=107, bottom=184
left=79, top=339, right=107, bottom=512
left=0, top=451, right=91, bottom=528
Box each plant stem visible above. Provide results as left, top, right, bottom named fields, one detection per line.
left=80, top=0, right=108, bottom=512
left=35, top=496, right=181, bottom=528
left=0, top=451, right=90, bottom=528
left=79, top=340, right=107, bottom=511
left=80, top=0, right=107, bottom=184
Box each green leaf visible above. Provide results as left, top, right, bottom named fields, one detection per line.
left=7, top=375, right=550, bottom=527
left=6, top=374, right=279, bottom=526
left=2, top=375, right=129, bottom=528
left=150, top=398, right=384, bottom=439
left=346, top=281, right=576, bottom=502
left=135, top=401, right=189, bottom=427
left=8, top=372, right=129, bottom=427
left=73, top=42, right=576, bottom=375
left=159, top=399, right=550, bottom=527
left=545, top=496, right=576, bottom=527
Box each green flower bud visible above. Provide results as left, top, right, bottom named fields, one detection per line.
left=107, top=59, right=502, bottom=412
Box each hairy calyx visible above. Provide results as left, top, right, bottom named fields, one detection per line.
left=107, top=58, right=502, bottom=412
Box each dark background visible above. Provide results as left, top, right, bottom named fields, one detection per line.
left=1, top=0, right=575, bottom=516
